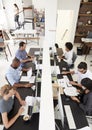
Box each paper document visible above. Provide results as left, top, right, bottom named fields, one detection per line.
left=21, top=96, right=41, bottom=116
left=29, top=76, right=35, bottom=83
left=58, top=79, right=67, bottom=88
left=64, top=87, right=79, bottom=96
left=21, top=104, right=28, bottom=115
left=25, top=96, right=35, bottom=106
left=34, top=51, right=40, bottom=55
left=36, top=64, right=43, bottom=70
left=51, top=66, right=60, bottom=74
left=32, top=97, right=41, bottom=113
left=31, top=85, right=36, bottom=91
left=27, top=68, right=32, bottom=79
left=20, top=76, right=30, bottom=82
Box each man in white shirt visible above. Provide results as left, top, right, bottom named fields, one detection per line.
left=64, top=42, right=74, bottom=67
left=62, top=62, right=92, bottom=89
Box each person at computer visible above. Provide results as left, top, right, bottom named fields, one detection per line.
left=62, top=62, right=92, bottom=90
left=0, top=84, right=25, bottom=129
left=5, top=57, right=34, bottom=88
left=72, top=78, right=92, bottom=116
left=63, top=42, right=76, bottom=68
left=15, top=41, right=35, bottom=71
left=55, top=42, right=76, bottom=68
left=79, top=78, right=92, bottom=115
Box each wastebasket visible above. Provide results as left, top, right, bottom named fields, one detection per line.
left=77, top=47, right=83, bottom=55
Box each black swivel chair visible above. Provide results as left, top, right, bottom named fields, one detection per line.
left=69, top=52, right=77, bottom=69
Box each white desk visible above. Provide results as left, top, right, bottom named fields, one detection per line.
left=81, top=38, right=92, bottom=43
left=13, top=29, right=37, bottom=36
left=13, top=29, right=39, bottom=44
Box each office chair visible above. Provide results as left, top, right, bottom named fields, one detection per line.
left=81, top=31, right=92, bottom=60
left=0, top=30, right=12, bottom=61
left=23, top=6, right=35, bottom=29
left=69, top=52, right=77, bottom=69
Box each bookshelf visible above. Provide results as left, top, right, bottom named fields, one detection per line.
left=74, top=1, right=92, bottom=43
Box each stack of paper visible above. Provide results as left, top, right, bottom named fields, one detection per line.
left=25, top=96, right=35, bottom=106
left=27, top=68, right=32, bottom=79
left=20, top=76, right=30, bottom=82
left=58, top=79, right=67, bottom=88
left=29, top=76, right=35, bottom=83
left=63, top=75, right=72, bottom=87
left=21, top=104, right=28, bottom=116
left=64, top=87, right=79, bottom=96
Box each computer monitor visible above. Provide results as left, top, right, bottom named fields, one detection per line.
left=56, top=48, right=63, bottom=56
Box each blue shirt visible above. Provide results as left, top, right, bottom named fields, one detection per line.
left=0, top=97, right=14, bottom=113
left=6, top=66, right=22, bottom=86
left=15, top=49, right=27, bottom=67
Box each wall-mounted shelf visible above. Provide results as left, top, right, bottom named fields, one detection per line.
left=75, top=33, right=86, bottom=37
left=74, top=1, right=92, bottom=43
left=79, top=14, right=92, bottom=16
left=81, top=2, right=92, bottom=4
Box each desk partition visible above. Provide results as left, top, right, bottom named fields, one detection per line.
left=39, top=41, right=55, bottom=130
left=51, top=54, right=90, bottom=130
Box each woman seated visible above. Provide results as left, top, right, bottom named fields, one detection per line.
left=0, top=84, right=25, bottom=129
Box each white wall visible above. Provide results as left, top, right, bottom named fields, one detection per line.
left=2, top=0, right=23, bottom=29
left=32, top=0, right=45, bottom=10
left=22, top=0, right=32, bottom=7
left=0, top=0, right=3, bottom=9
left=0, top=0, right=8, bottom=29
left=56, top=0, right=81, bottom=48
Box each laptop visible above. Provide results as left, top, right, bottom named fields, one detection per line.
left=56, top=48, right=63, bottom=56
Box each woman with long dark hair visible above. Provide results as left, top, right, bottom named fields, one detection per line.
left=14, top=3, right=20, bottom=29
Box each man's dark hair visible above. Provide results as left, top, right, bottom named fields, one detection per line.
left=78, top=62, right=87, bottom=70
left=81, top=78, right=92, bottom=91
left=65, top=42, right=73, bottom=50
left=13, top=57, right=20, bottom=63
left=19, top=41, right=26, bottom=47
left=14, top=3, right=19, bottom=9
left=55, top=43, right=59, bottom=48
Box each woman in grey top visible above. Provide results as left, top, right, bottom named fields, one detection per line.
left=0, top=85, right=25, bottom=129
